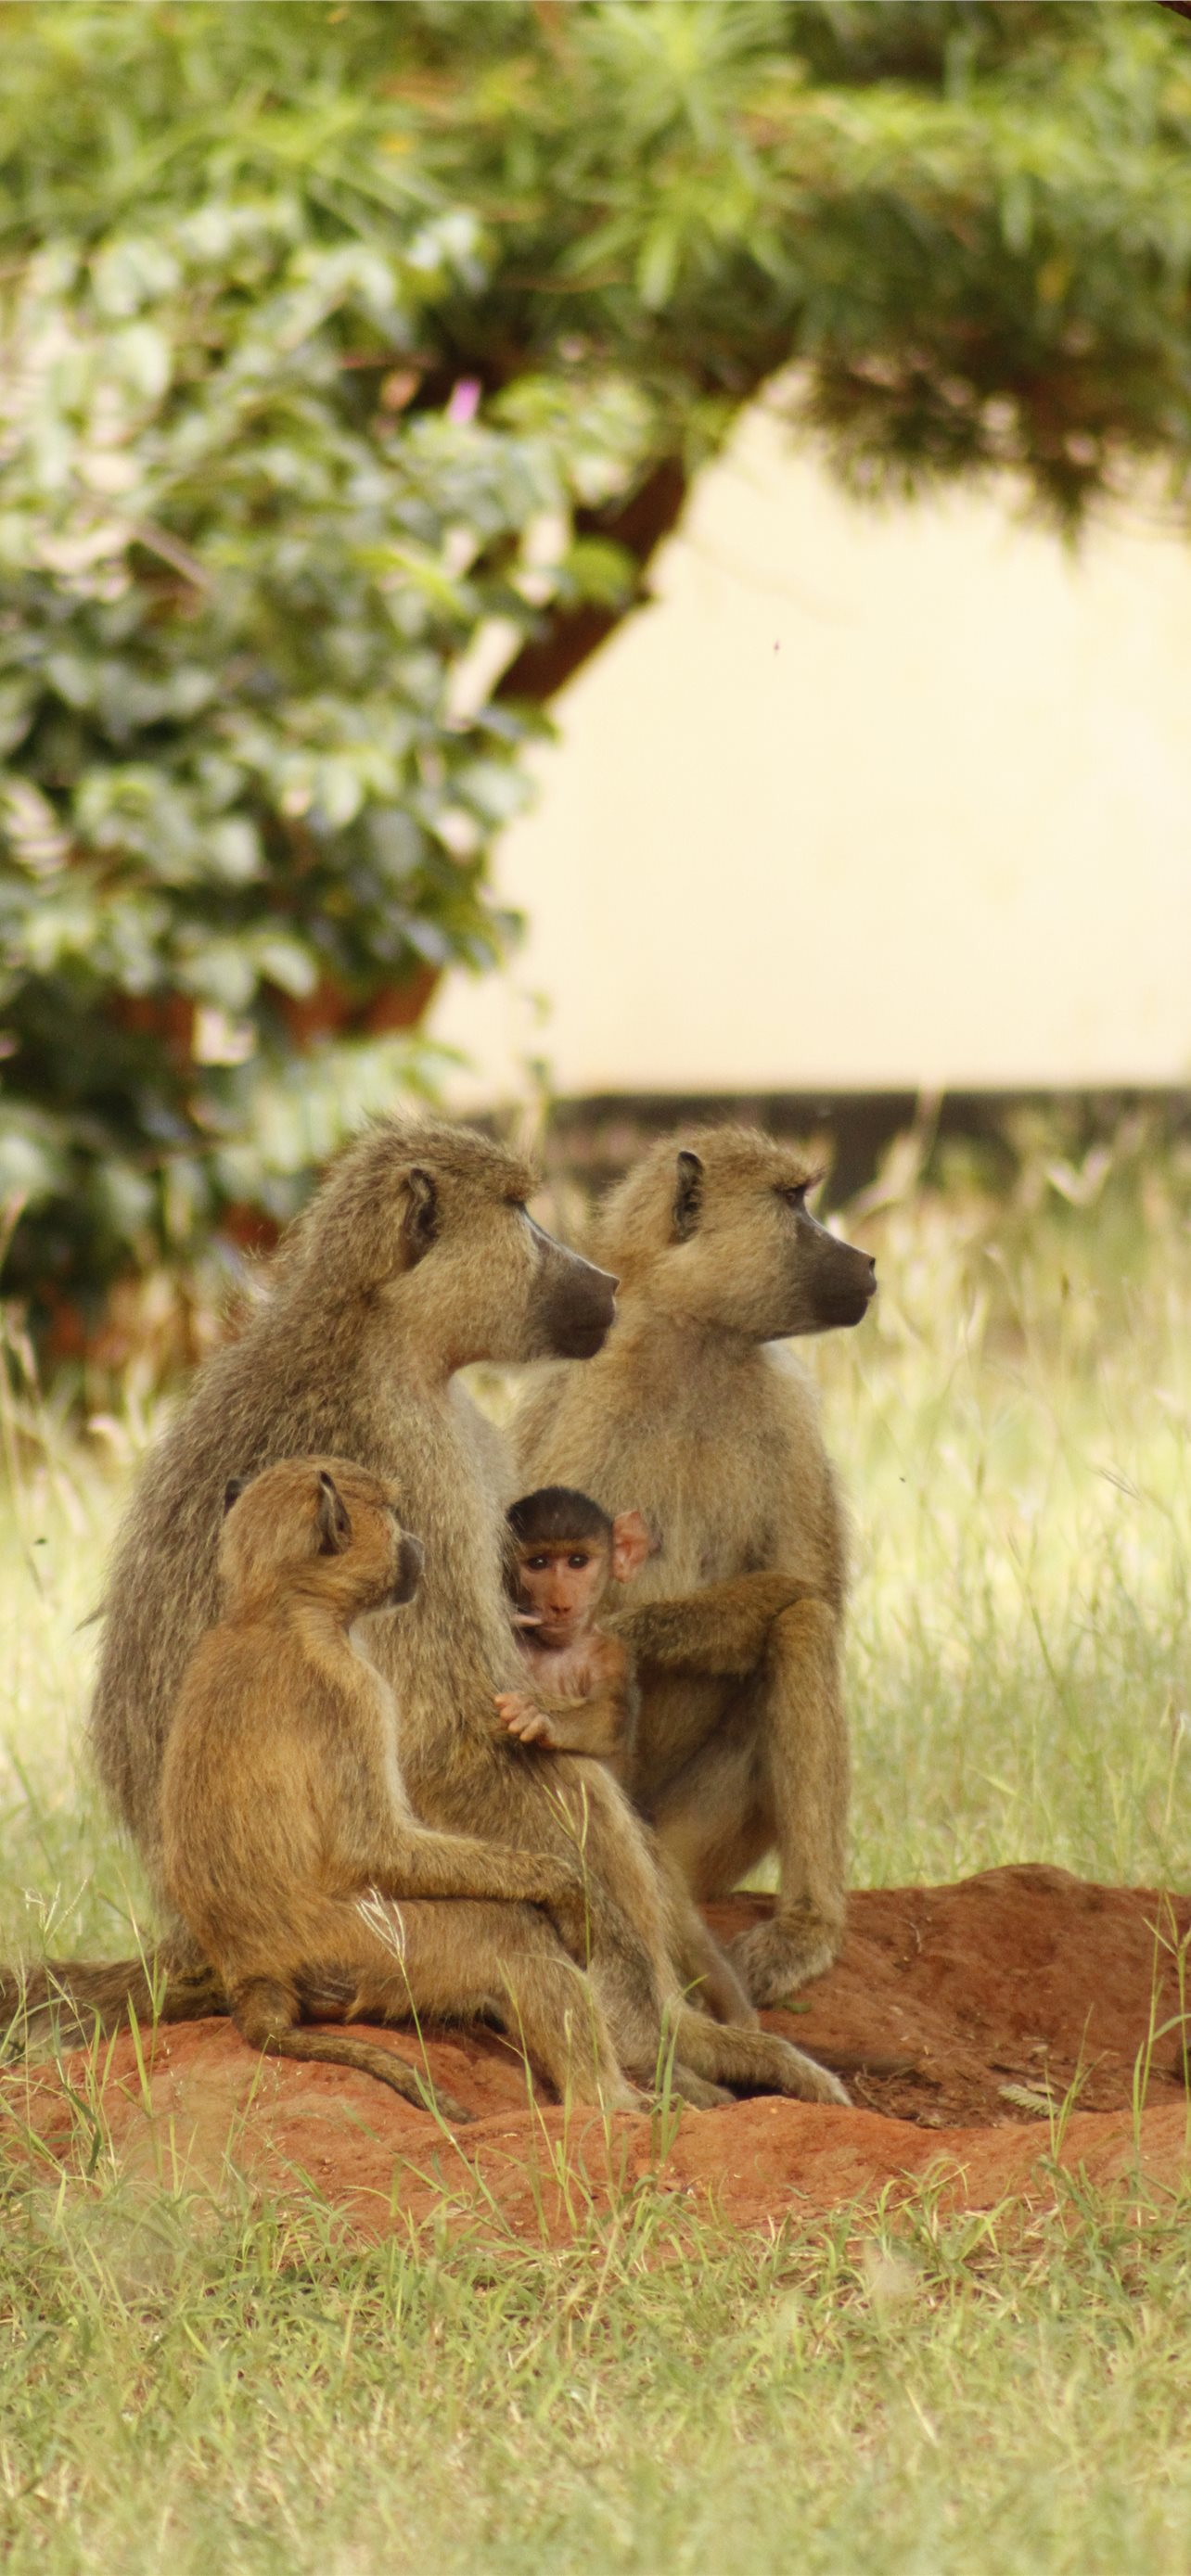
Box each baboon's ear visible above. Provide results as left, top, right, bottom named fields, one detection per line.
left=403, top=1165, right=438, bottom=1264
left=315, top=1471, right=352, bottom=1555
left=610, top=1509, right=655, bottom=1585
left=672, top=1149, right=704, bottom=1243
left=223, top=1475, right=248, bottom=1517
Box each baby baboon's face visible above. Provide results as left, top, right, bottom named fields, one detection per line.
left=514, top=1537, right=609, bottom=1648
left=219, top=1458, right=423, bottom=1613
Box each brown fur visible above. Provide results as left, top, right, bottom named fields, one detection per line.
left=161, top=1456, right=622, bottom=2117
left=43, top=1116, right=843, bottom=2110
left=498, top=1497, right=825, bottom=2028
left=515, top=1125, right=877, bottom=2008
left=497, top=1489, right=651, bottom=1777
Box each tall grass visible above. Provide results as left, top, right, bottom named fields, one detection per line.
left=822, top=1130, right=1191, bottom=1892
left=1, top=1132, right=1190, bottom=2575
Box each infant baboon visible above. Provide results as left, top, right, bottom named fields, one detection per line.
left=496, top=1483, right=826, bottom=2028
left=516, top=1125, right=877, bottom=2009
left=496, top=1484, right=655, bottom=1777
left=32, top=1117, right=843, bottom=2111
left=162, top=1456, right=622, bottom=2117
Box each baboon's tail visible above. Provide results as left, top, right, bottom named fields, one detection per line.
left=0, top=1953, right=228, bottom=2043
left=234, top=1976, right=471, bottom=2123
left=267, top=2027, right=472, bottom=2123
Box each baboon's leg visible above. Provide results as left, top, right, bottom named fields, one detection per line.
left=729, top=1597, right=849, bottom=2005
left=233, top=1975, right=471, bottom=2123
left=373, top=1827, right=588, bottom=1963
left=329, top=1900, right=643, bottom=2114
left=666, top=2002, right=849, bottom=2110
left=661, top=2062, right=732, bottom=2111
left=648, top=1725, right=772, bottom=1903
left=561, top=1799, right=745, bottom=2100
left=647, top=1600, right=849, bottom=2007
left=567, top=1803, right=691, bottom=2089
left=658, top=1849, right=759, bottom=2029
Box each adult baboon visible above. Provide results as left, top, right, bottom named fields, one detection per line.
left=21, top=1119, right=844, bottom=2108
left=515, top=1125, right=877, bottom=2008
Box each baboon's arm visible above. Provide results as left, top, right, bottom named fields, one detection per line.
left=514, top=1693, right=629, bottom=1760
left=494, top=1626, right=635, bottom=1759
left=495, top=1630, right=637, bottom=1769
left=357, top=1825, right=590, bottom=1962
left=611, top=1571, right=825, bottom=1678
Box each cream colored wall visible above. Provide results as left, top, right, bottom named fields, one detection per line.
left=429, top=401, right=1191, bottom=1102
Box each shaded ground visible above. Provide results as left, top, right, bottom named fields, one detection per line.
left=5, top=1867, right=1189, bottom=2240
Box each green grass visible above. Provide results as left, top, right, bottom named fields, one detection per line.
left=2, top=1130, right=1191, bottom=2572
left=3, top=2176, right=1191, bottom=2572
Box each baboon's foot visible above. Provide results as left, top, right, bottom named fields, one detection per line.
left=603, top=2075, right=654, bottom=2114
left=767, top=2043, right=850, bottom=2109
left=560, top=2067, right=649, bottom=2115
left=620, top=2053, right=729, bottom=2111
left=663, top=2063, right=732, bottom=2111
left=729, top=1905, right=842, bottom=2008
left=691, top=2023, right=850, bottom=2110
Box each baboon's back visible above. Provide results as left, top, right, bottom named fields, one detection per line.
left=88, top=1321, right=388, bottom=1886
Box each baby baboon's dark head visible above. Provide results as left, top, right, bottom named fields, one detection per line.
left=596, top=1125, right=876, bottom=1343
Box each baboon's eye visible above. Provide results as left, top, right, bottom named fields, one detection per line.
left=782, top=1184, right=808, bottom=1211
left=568, top=1552, right=592, bottom=1571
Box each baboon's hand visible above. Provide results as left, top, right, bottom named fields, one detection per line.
left=729, top=1906, right=843, bottom=2008
left=493, top=1690, right=558, bottom=1747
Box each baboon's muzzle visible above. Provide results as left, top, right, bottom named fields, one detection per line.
left=390, top=1533, right=424, bottom=1604
left=814, top=1245, right=877, bottom=1329
left=543, top=1252, right=619, bottom=1359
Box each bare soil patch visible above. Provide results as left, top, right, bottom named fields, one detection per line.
left=6, top=1867, right=1188, bottom=2240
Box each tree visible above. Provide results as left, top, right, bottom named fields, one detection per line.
left=2, top=1, right=1189, bottom=1348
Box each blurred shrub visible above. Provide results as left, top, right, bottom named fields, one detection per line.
left=2, top=2, right=1190, bottom=1346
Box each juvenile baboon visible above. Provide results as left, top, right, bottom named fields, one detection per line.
left=515, top=1125, right=877, bottom=2009
left=70, top=1116, right=845, bottom=2106
left=162, top=1457, right=626, bottom=2116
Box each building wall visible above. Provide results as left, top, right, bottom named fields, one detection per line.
left=429, top=402, right=1191, bottom=1103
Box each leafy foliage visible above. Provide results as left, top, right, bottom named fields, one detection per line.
left=2, top=2, right=1190, bottom=1338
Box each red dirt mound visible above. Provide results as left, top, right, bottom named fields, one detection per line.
left=5, top=1867, right=1188, bottom=2241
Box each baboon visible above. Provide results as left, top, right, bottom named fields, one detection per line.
left=497, top=1485, right=655, bottom=1777
left=162, top=1457, right=627, bottom=2117
left=18, top=1118, right=842, bottom=2108
left=497, top=1483, right=826, bottom=2028
left=515, top=1125, right=877, bottom=2009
